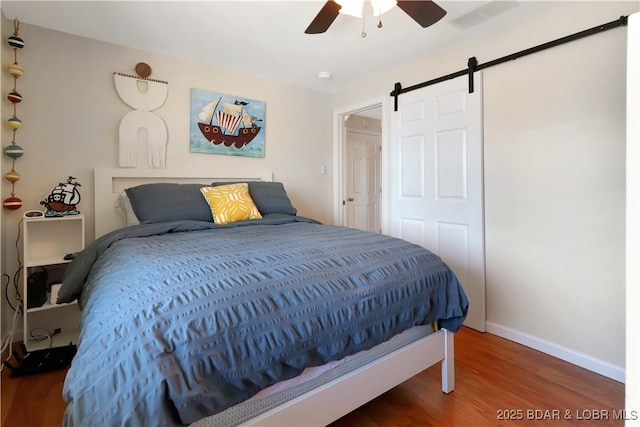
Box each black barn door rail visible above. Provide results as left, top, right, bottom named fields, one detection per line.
left=390, top=15, right=629, bottom=111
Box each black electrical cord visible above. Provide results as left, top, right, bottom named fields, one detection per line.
left=15, top=219, right=23, bottom=292
left=4, top=218, right=25, bottom=313
left=0, top=220, right=27, bottom=372
left=2, top=273, right=16, bottom=312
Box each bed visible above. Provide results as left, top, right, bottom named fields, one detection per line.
left=58, top=168, right=469, bottom=427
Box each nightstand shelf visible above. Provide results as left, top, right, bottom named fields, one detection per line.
left=25, top=328, right=79, bottom=352
left=25, top=256, right=73, bottom=268
left=22, top=214, right=84, bottom=352
left=26, top=299, right=78, bottom=314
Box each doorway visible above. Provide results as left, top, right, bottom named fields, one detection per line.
left=344, top=113, right=382, bottom=233
left=333, top=99, right=388, bottom=232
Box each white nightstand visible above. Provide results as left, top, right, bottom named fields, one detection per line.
left=22, top=214, right=84, bottom=351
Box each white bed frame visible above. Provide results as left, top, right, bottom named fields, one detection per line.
left=243, top=329, right=454, bottom=426
left=93, top=168, right=456, bottom=426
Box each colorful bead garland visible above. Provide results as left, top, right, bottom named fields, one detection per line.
left=4, top=19, right=24, bottom=210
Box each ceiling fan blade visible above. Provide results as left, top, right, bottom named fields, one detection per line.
left=397, top=0, right=446, bottom=28
left=305, top=1, right=342, bottom=34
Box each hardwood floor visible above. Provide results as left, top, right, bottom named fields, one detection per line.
left=1, top=359, right=67, bottom=427
left=1, top=327, right=624, bottom=426
left=330, top=327, right=624, bottom=427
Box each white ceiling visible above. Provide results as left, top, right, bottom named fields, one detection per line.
left=1, top=1, right=560, bottom=94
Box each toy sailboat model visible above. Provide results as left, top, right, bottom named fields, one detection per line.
left=197, top=97, right=262, bottom=149
left=40, top=176, right=81, bottom=217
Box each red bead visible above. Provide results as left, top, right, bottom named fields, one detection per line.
left=7, top=90, right=22, bottom=103
left=3, top=196, right=22, bottom=210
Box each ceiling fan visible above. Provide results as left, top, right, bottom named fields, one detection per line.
left=305, top=0, right=447, bottom=34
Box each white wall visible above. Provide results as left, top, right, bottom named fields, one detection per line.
left=0, top=20, right=334, bottom=340
left=626, top=12, right=640, bottom=424
left=483, top=20, right=626, bottom=379
left=334, top=1, right=639, bottom=379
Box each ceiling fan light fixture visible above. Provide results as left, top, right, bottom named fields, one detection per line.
left=371, top=0, right=397, bottom=16
left=305, top=0, right=446, bottom=35
left=335, top=0, right=364, bottom=18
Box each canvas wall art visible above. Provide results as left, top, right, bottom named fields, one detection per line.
left=190, top=88, right=265, bottom=158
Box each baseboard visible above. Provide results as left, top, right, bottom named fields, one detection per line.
left=486, top=322, right=625, bottom=383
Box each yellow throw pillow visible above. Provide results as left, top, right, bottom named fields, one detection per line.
left=200, top=183, right=262, bottom=225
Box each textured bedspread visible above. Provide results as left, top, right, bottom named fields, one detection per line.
left=60, top=216, right=468, bottom=426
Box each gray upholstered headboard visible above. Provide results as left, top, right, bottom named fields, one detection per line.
left=94, top=168, right=273, bottom=238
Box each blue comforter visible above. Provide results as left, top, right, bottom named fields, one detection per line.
left=60, top=216, right=468, bottom=426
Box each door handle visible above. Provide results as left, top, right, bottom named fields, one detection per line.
left=347, top=197, right=354, bottom=202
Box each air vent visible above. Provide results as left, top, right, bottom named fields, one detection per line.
left=450, top=1, right=519, bottom=30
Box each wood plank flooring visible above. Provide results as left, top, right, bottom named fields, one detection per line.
left=1, top=327, right=624, bottom=426
left=1, top=360, right=67, bottom=427
left=330, top=327, right=624, bottom=426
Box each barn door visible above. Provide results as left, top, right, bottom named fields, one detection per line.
left=389, top=74, right=486, bottom=331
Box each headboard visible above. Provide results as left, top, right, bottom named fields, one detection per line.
left=94, top=168, right=273, bottom=238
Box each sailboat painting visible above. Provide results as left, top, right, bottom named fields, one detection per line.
left=190, top=88, right=265, bottom=158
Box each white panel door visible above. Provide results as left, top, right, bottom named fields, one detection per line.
left=346, top=130, right=381, bottom=233
left=389, top=74, right=485, bottom=331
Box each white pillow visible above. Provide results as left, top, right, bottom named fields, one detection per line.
left=115, top=191, right=140, bottom=226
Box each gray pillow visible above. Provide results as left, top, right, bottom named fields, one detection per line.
left=210, top=181, right=297, bottom=216
left=125, top=183, right=213, bottom=223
